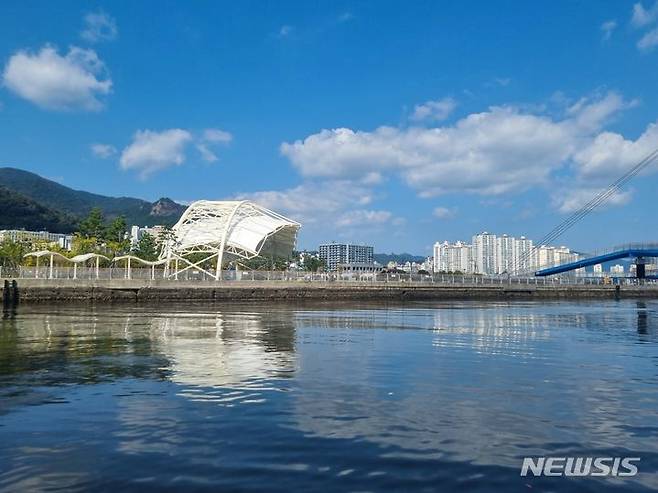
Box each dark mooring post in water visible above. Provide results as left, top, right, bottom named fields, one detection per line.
left=635, top=257, right=646, bottom=279
left=3, top=280, right=19, bottom=308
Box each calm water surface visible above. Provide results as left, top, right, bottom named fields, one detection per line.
left=0, top=300, right=657, bottom=492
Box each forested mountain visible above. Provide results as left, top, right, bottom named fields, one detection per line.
left=0, top=186, right=78, bottom=232
left=0, top=167, right=187, bottom=228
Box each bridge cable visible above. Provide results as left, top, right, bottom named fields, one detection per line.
left=515, top=147, right=658, bottom=274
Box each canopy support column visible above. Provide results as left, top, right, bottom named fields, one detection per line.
left=49, top=254, right=54, bottom=279
left=215, top=201, right=244, bottom=281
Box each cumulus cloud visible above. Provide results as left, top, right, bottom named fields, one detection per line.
left=572, top=121, right=658, bottom=180
left=120, top=129, right=192, bottom=178
left=81, top=11, right=118, bottom=43
left=632, top=1, right=658, bottom=27
left=90, top=143, right=117, bottom=158
left=433, top=207, right=457, bottom=220
left=2, top=45, right=111, bottom=111
left=237, top=181, right=404, bottom=234
left=281, top=92, right=636, bottom=198
left=237, top=181, right=374, bottom=226
left=410, top=97, right=457, bottom=122
left=601, top=20, right=617, bottom=41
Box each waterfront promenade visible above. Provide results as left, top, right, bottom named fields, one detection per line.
left=3, top=275, right=658, bottom=303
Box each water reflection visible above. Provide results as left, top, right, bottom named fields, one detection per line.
left=289, top=302, right=658, bottom=490
left=149, top=309, right=296, bottom=402
left=0, top=301, right=657, bottom=492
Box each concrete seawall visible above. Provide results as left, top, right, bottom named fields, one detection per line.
left=3, top=278, right=658, bottom=303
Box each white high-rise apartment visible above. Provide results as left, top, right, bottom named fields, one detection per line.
left=472, top=232, right=498, bottom=275
left=435, top=232, right=578, bottom=276
left=555, top=246, right=578, bottom=266
left=535, top=245, right=556, bottom=269
left=514, top=236, right=534, bottom=273
left=496, top=234, right=516, bottom=274
left=433, top=241, right=474, bottom=273
left=534, top=245, right=579, bottom=270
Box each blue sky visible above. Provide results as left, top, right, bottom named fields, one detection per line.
left=2, top=1, right=658, bottom=254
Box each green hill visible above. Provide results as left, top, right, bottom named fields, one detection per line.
left=0, top=167, right=186, bottom=227
left=374, top=253, right=426, bottom=264
left=0, top=186, right=78, bottom=233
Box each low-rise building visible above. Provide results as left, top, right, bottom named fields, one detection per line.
left=130, top=225, right=167, bottom=247
left=337, top=262, right=380, bottom=277
left=0, top=229, right=73, bottom=250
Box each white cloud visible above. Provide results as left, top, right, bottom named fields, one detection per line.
left=196, top=128, right=233, bottom=162
left=203, top=128, right=233, bottom=143
left=572, top=121, right=658, bottom=180
left=196, top=144, right=219, bottom=163
left=281, top=92, right=636, bottom=198
left=237, top=181, right=374, bottom=226
left=81, top=11, right=118, bottom=43
left=552, top=187, right=633, bottom=214
left=2, top=45, right=111, bottom=111
left=91, top=143, right=117, bottom=158
left=632, top=1, right=658, bottom=27
left=120, top=129, right=192, bottom=178
left=638, top=27, right=658, bottom=50
left=564, top=91, right=636, bottom=132
left=335, top=209, right=393, bottom=228
left=410, top=97, right=457, bottom=122
left=433, top=207, right=457, bottom=220
left=601, top=20, right=617, bottom=41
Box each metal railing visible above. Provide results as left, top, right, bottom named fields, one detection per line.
left=2, top=266, right=657, bottom=287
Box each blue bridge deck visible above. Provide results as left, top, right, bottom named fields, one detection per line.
left=535, top=248, right=658, bottom=276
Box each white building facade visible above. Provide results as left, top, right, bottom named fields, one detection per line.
left=433, top=232, right=580, bottom=276
left=433, top=241, right=474, bottom=273
left=0, top=229, right=73, bottom=250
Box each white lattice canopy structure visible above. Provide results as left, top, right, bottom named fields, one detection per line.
left=161, top=200, right=301, bottom=280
